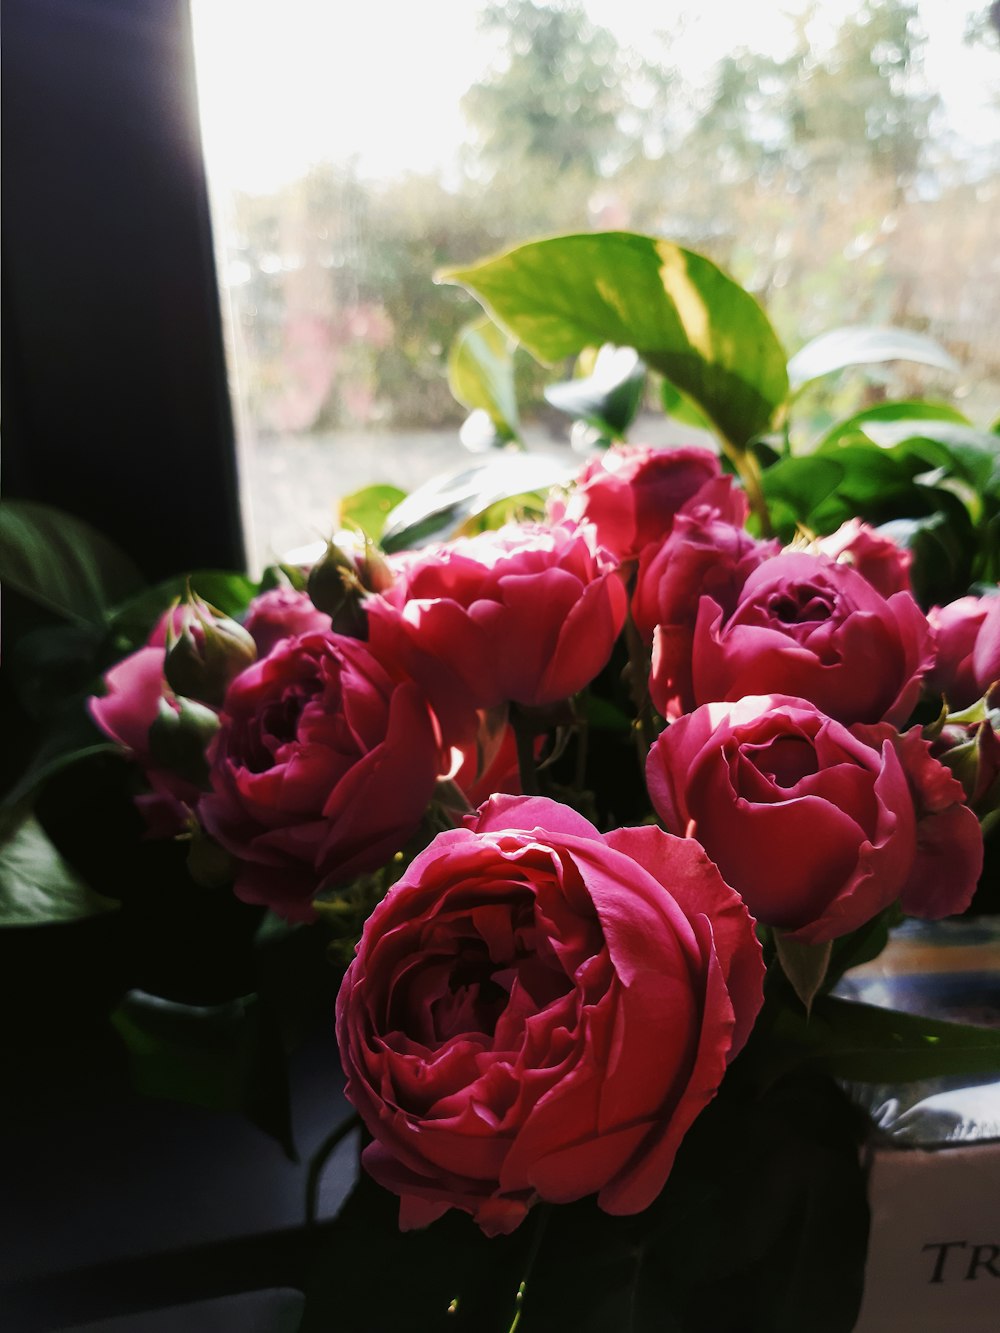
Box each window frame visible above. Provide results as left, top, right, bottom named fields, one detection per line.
left=2, top=0, right=244, bottom=580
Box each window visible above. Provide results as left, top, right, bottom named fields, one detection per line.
left=193, top=1, right=1000, bottom=570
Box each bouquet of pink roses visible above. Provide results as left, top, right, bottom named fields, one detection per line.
left=4, top=233, right=1000, bottom=1331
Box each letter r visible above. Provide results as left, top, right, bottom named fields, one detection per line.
left=966, top=1245, right=1000, bottom=1280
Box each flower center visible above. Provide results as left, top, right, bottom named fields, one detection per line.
left=768, top=583, right=835, bottom=625
left=746, top=735, right=818, bottom=788
left=430, top=941, right=515, bottom=1043
left=240, top=683, right=316, bottom=770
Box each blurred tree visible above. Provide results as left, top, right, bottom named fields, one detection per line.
left=786, top=0, right=938, bottom=185
left=964, top=1, right=1000, bottom=46
left=626, top=0, right=942, bottom=334
left=461, top=0, right=628, bottom=179
left=220, top=0, right=1000, bottom=435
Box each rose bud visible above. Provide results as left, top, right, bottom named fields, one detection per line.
left=163, top=591, right=257, bottom=708
left=366, top=521, right=627, bottom=713
left=199, top=631, right=446, bottom=921
left=307, top=536, right=396, bottom=640
left=927, top=590, right=1000, bottom=710
left=930, top=691, right=1000, bottom=811
left=147, top=694, right=220, bottom=789
left=88, top=643, right=204, bottom=836
left=853, top=721, right=983, bottom=920
left=336, top=794, right=763, bottom=1236
left=647, top=695, right=919, bottom=943
left=634, top=477, right=784, bottom=666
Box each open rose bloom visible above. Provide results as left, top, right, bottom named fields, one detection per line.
left=651, top=550, right=934, bottom=725
left=366, top=521, right=627, bottom=711
left=647, top=695, right=980, bottom=944
left=337, top=796, right=764, bottom=1235
left=200, top=631, right=446, bottom=920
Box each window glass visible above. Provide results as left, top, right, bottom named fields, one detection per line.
left=191, top=0, right=1000, bottom=571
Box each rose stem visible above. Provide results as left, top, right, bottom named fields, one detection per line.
left=573, top=693, right=590, bottom=793
left=623, top=611, right=656, bottom=758
left=721, top=436, right=773, bottom=539
left=512, top=707, right=542, bottom=797
left=507, top=1204, right=552, bottom=1333
left=304, top=1112, right=361, bottom=1227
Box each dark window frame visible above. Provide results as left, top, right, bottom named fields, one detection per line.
left=2, top=0, right=245, bottom=581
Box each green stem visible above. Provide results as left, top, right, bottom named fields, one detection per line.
left=723, top=438, right=772, bottom=539
left=305, top=1112, right=361, bottom=1227
left=507, top=1204, right=552, bottom=1333
left=624, top=612, right=656, bottom=759
left=573, top=695, right=590, bottom=794
left=511, top=707, right=541, bottom=797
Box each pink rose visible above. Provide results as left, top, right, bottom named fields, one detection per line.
left=200, top=631, right=444, bottom=921
left=451, top=722, right=523, bottom=809
left=549, top=444, right=722, bottom=561
left=817, top=519, right=913, bottom=599
left=928, top=592, right=1000, bottom=708
left=336, top=794, right=764, bottom=1236
left=647, top=695, right=918, bottom=944
left=88, top=645, right=202, bottom=835
left=653, top=551, right=934, bottom=726
left=631, top=478, right=776, bottom=708
left=242, top=586, right=332, bottom=657
left=90, top=646, right=171, bottom=760
left=367, top=522, right=627, bottom=711
left=854, top=723, right=982, bottom=921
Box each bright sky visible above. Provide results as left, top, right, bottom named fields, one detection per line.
left=192, top=0, right=999, bottom=193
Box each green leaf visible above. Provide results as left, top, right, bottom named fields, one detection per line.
left=0, top=812, right=118, bottom=926
left=439, top=232, right=789, bottom=449
left=865, top=423, right=1000, bottom=511
left=460, top=491, right=549, bottom=536
left=759, top=455, right=845, bottom=535
left=659, top=376, right=714, bottom=430
left=823, top=907, right=896, bottom=994
left=762, top=445, right=937, bottom=539
left=774, top=935, right=833, bottom=1013
left=258, top=562, right=308, bottom=593
left=788, top=326, right=959, bottom=392
left=0, top=500, right=144, bottom=628
left=771, top=995, right=1000, bottom=1084
left=337, top=484, right=408, bottom=543
left=810, top=446, right=922, bottom=521
left=880, top=509, right=976, bottom=607
left=448, top=316, right=521, bottom=441
left=814, top=399, right=969, bottom=452
left=544, top=344, right=646, bottom=438
left=381, top=454, right=575, bottom=553
left=7, top=623, right=105, bottom=720
left=111, top=989, right=294, bottom=1155
left=1, top=703, right=116, bottom=813
left=864, top=418, right=1000, bottom=462
left=583, top=695, right=632, bottom=734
